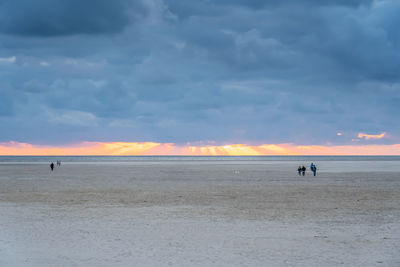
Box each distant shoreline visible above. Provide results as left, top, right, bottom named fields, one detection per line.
left=1, top=155, right=400, bottom=163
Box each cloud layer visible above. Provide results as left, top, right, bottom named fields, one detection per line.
left=0, top=0, right=399, bottom=148
left=0, top=0, right=142, bottom=36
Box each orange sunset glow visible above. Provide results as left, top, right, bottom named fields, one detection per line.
left=1, top=141, right=399, bottom=156
left=357, top=132, right=386, bottom=140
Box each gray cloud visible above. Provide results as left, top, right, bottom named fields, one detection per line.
left=0, top=0, right=146, bottom=36
left=214, top=0, right=373, bottom=8
left=0, top=0, right=399, bottom=145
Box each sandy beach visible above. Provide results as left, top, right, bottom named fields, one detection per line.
left=1, top=159, right=400, bottom=266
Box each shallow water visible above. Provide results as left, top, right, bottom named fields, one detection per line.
left=1, top=155, right=400, bottom=163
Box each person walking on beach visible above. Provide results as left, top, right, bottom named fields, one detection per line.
left=301, top=166, right=306, bottom=176
left=297, top=166, right=302, bottom=176
left=50, top=162, right=54, bottom=171
left=311, top=164, right=317, bottom=176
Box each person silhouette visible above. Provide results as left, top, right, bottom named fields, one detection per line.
left=301, top=166, right=306, bottom=176
left=312, top=164, right=317, bottom=176
left=50, top=162, right=54, bottom=171
left=297, top=166, right=302, bottom=176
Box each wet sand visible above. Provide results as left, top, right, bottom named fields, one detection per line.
left=1, top=161, right=400, bottom=266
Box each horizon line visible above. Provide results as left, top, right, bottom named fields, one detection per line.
left=1, top=155, right=400, bottom=157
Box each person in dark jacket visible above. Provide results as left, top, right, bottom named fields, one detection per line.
left=297, top=166, right=302, bottom=176
left=301, top=166, right=306, bottom=176
left=311, top=164, right=317, bottom=176
left=50, top=162, right=54, bottom=171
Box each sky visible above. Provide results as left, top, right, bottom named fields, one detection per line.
left=0, top=0, right=399, bottom=155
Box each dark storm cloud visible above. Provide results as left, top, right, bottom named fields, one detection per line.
left=164, top=0, right=373, bottom=19
left=0, top=0, right=399, bottom=145
left=214, top=0, right=373, bottom=8
left=172, top=1, right=400, bottom=90
left=0, top=0, right=146, bottom=36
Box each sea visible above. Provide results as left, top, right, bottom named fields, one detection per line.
left=1, top=155, right=400, bottom=163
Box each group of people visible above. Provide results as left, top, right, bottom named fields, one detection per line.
left=297, top=162, right=317, bottom=176
left=50, top=160, right=62, bottom=171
